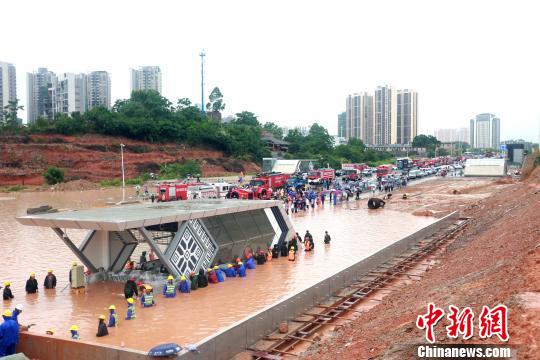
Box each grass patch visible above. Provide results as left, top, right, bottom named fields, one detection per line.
left=7, top=185, right=26, bottom=192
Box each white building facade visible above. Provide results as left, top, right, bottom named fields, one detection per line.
left=27, top=68, right=56, bottom=123
left=87, top=71, right=111, bottom=109
left=0, top=61, right=17, bottom=120
left=470, top=113, right=501, bottom=149
left=130, top=66, right=162, bottom=94
left=52, top=73, right=88, bottom=117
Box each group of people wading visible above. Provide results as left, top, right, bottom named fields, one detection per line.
left=271, top=230, right=331, bottom=262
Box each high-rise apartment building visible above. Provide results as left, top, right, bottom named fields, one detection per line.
left=337, top=112, right=346, bottom=138
left=345, top=93, right=374, bottom=144
left=130, top=66, right=162, bottom=94
left=27, top=68, right=56, bottom=123
left=433, top=127, right=470, bottom=144
left=395, top=89, right=418, bottom=145
left=470, top=113, right=500, bottom=149
left=52, top=73, right=88, bottom=117
left=87, top=71, right=111, bottom=109
left=0, top=61, right=17, bottom=120
left=374, top=85, right=396, bottom=145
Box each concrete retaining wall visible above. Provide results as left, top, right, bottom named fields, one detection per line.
left=16, top=332, right=148, bottom=360
left=180, top=211, right=460, bottom=360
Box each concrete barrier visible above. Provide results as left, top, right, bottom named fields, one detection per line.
left=16, top=332, right=148, bottom=360
left=180, top=211, right=460, bottom=360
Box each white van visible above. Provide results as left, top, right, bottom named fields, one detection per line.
left=211, top=182, right=234, bottom=198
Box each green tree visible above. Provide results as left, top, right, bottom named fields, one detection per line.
left=206, top=87, right=225, bottom=112
left=43, top=166, right=65, bottom=185
left=234, top=111, right=260, bottom=127
left=159, top=160, right=201, bottom=179
left=1, top=99, right=23, bottom=129
left=263, top=122, right=283, bottom=139
left=412, top=134, right=441, bottom=149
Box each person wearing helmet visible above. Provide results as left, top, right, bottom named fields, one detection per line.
left=178, top=275, right=190, bottom=293
left=11, top=305, right=23, bottom=325
left=96, top=315, right=108, bottom=337
left=207, top=268, right=218, bottom=284
left=197, top=269, right=208, bottom=288
left=163, top=275, right=176, bottom=298
left=141, top=287, right=155, bottom=307
left=238, top=261, right=246, bottom=278
left=25, top=273, right=38, bottom=294
left=107, top=305, right=118, bottom=327
left=0, top=310, right=19, bottom=356
left=43, top=269, right=57, bottom=289
left=70, top=325, right=80, bottom=340
left=324, top=231, right=331, bottom=244
left=2, top=282, right=14, bottom=300
left=125, top=298, right=136, bottom=320
left=214, top=266, right=225, bottom=283
left=189, top=272, right=198, bottom=291
left=124, top=277, right=138, bottom=299
left=223, top=263, right=236, bottom=278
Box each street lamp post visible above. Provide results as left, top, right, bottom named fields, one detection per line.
left=120, top=143, right=126, bottom=201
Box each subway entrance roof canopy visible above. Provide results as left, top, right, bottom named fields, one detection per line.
left=17, top=199, right=294, bottom=279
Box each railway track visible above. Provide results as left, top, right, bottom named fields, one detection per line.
left=248, top=218, right=470, bottom=359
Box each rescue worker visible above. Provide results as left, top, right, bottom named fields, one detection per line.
left=207, top=268, right=218, bottom=284
left=3, top=282, right=14, bottom=300
left=141, top=287, right=155, bottom=307
left=139, top=251, right=147, bottom=266
left=324, top=231, right=331, bottom=244
left=280, top=241, right=289, bottom=257
left=288, top=248, right=296, bottom=261
left=189, top=272, right=199, bottom=291
left=11, top=305, right=23, bottom=325
left=304, top=237, right=311, bottom=251
left=124, top=277, right=138, bottom=299
left=96, top=315, right=109, bottom=337
left=107, top=305, right=118, bottom=327
left=197, top=269, right=208, bottom=288
left=223, top=264, right=236, bottom=278
left=163, top=275, right=176, bottom=298
left=25, top=272, right=38, bottom=294
left=70, top=325, right=80, bottom=340
left=214, top=266, right=225, bottom=283
left=238, top=261, right=247, bottom=278
left=0, top=310, right=19, bottom=357
left=179, top=276, right=191, bottom=293
left=43, top=269, right=57, bottom=289
left=245, top=256, right=256, bottom=270
left=266, top=247, right=273, bottom=261
left=125, top=298, right=136, bottom=320
left=272, top=244, right=280, bottom=259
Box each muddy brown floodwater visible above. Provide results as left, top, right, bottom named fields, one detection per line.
left=0, top=188, right=434, bottom=351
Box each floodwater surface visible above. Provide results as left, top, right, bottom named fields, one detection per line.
left=0, top=188, right=434, bottom=351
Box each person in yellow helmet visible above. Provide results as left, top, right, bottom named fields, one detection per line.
left=125, top=298, right=136, bottom=320
left=96, top=315, right=108, bottom=337
left=214, top=265, right=225, bottom=283
left=3, top=281, right=14, bottom=300
left=107, top=305, right=118, bottom=327
left=178, top=275, right=190, bottom=293
left=43, top=269, right=57, bottom=289
left=0, top=309, right=19, bottom=356
left=207, top=268, right=218, bottom=284
left=70, top=325, right=80, bottom=340
left=25, top=273, right=38, bottom=294
left=163, top=275, right=176, bottom=298
left=45, top=328, right=54, bottom=335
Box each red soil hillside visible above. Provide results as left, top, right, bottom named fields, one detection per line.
left=0, top=134, right=260, bottom=186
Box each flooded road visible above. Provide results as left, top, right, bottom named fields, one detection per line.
left=1, top=188, right=434, bottom=351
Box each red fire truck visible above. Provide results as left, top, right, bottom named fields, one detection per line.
left=376, top=164, right=393, bottom=178
left=341, top=163, right=368, bottom=181
left=157, top=183, right=188, bottom=202
left=308, top=168, right=335, bottom=184
left=229, top=173, right=290, bottom=200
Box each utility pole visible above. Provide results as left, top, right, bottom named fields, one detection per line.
left=200, top=50, right=206, bottom=114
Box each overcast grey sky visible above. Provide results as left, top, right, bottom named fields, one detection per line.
left=2, top=0, right=539, bottom=141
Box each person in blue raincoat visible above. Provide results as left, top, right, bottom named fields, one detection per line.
left=224, top=264, right=236, bottom=277
left=0, top=310, right=19, bottom=357
left=125, top=298, right=136, bottom=320
left=11, top=304, right=23, bottom=325
left=70, top=325, right=80, bottom=340
left=107, top=305, right=119, bottom=327
left=163, top=275, right=176, bottom=298
left=237, top=261, right=247, bottom=278
left=178, top=275, right=190, bottom=293
left=214, top=266, right=225, bottom=282
left=245, top=256, right=256, bottom=270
